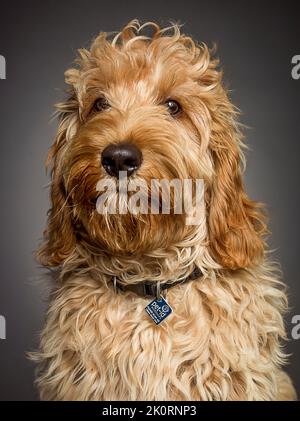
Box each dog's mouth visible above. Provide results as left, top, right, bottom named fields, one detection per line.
left=74, top=173, right=204, bottom=254
left=70, top=170, right=205, bottom=231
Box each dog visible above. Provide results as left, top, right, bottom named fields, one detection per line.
left=32, top=20, right=296, bottom=400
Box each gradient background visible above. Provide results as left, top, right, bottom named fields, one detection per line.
left=0, top=0, right=299, bottom=400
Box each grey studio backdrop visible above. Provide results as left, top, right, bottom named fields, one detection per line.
left=0, top=0, right=299, bottom=400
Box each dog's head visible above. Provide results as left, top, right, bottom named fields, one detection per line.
left=39, top=20, right=266, bottom=271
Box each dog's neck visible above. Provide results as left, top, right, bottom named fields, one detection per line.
left=111, top=266, right=203, bottom=298
left=59, top=238, right=218, bottom=285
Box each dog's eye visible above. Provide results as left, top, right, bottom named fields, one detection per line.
left=93, top=97, right=110, bottom=112
left=165, top=99, right=181, bottom=116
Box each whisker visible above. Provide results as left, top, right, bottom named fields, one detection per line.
left=50, top=183, right=79, bottom=220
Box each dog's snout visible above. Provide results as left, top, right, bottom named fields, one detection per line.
left=101, top=143, right=142, bottom=177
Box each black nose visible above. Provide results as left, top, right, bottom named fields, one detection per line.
left=101, top=143, right=142, bottom=177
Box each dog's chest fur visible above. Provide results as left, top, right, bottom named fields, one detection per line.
left=36, top=268, right=293, bottom=400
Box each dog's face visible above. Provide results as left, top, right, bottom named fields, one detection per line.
left=40, top=21, right=266, bottom=271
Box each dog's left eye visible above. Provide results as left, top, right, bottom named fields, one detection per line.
left=165, top=99, right=181, bottom=116
left=93, top=97, right=111, bottom=112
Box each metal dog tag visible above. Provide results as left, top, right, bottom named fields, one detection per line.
left=145, top=296, right=172, bottom=325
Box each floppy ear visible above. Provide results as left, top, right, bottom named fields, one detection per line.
left=37, top=94, right=79, bottom=267
left=208, top=113, right=267, bottom=270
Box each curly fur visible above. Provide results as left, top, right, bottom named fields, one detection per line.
left=31, top=19, right=296, bottom=400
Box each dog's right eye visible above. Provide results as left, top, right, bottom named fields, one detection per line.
left=93, top=97, right=111, bottom=112
left=165, top=99, right=181, bottom=116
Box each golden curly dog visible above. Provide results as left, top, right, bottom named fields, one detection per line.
left=32, top=20, right=296, bottom=400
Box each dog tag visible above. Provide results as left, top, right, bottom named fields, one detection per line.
left=145, top=296, right=172, bottom=325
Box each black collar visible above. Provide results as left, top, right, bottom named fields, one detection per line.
left=111, top=267, right=203, bottom=298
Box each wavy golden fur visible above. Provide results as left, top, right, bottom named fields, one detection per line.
left=31, top=20, right=296, bottom=400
